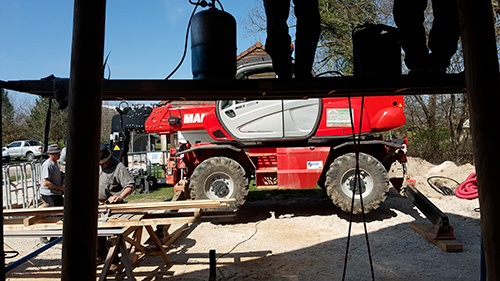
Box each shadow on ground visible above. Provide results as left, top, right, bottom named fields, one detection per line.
left=5, top=189, right=480, bottom=281
left=230, top=188, right=422, bottom=224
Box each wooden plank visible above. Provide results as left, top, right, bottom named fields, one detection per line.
left=4, top=206, right=64, bottom=217
left=99, top=217, right=196, bottom=228
left=4, top=215, right=197, bottom=231
left=3, top=208, right=236, bottom=232
left=145, top=225, right=170, bottom=265
left=99, top=236, right=121, bottom=281
left=411, top=223, right=463, bottom=252
left=118, top=238, right=136, bottom=281
left=23, top=215, right=44, bottom=226
left=4, top=228, right=127, bottom=237
left=3, top=199, right=236, bottom=217
left=163, top=223, right=189, bottom=247
left=128, top=214, right=145, bottom=221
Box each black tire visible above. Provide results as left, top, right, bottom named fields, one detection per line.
left=26, top=152, right=35, bottom=162
left=325, top=152, right=390, bottom=214
left=189, top=156, right=249, bottom=210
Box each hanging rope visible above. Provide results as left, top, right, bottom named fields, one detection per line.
left=43, top=98, right=53, bottom=153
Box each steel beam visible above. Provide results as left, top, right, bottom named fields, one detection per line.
left=1, top=73, right=466, bottom=101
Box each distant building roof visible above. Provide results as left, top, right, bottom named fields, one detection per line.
left=237, top=42, right=269, bottom=61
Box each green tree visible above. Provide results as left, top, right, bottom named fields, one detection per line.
left=2, top=89, right=14, bottom=122
left=317, top=0, right=378, bottom=74
left=26, top=97, right=68, bottom=145
left=1, top=90, right=27, bottom=145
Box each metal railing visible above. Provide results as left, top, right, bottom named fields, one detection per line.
left=2, top=161, right=43, bottom=209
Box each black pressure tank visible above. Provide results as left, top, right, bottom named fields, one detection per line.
left=353, top=23, right=401, bottom=77
left=191, top=7, right=236, bottom=79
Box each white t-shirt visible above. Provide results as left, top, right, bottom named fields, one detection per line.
left=40, top=159, right=63, bottom=196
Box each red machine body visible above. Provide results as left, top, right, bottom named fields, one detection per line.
left=245, top=146, right=331, bottom=189
left=145, top=103, right=215, bottom=135
left=145, top=95, right=405, bottom=142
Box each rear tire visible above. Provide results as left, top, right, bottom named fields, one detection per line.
left=325, top=152, right=389, bottom=214
left=189, top=156, right=249, bottom=210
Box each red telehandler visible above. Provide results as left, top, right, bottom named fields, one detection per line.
left=109, top=56, right=408, bottom=215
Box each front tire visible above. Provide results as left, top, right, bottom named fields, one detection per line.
left=325, top=152, right=390, bottom=214
left=26, top=152, right=35, bottom=162
left=189, top=157, right=249, bottom=210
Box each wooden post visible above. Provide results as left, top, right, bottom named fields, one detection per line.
left=458, top=1, right=500, bottom=280
left=1, top=88, right=5, bottom=281
left=61, top=0, right=106, bottom=280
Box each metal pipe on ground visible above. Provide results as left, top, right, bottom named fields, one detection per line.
left=4, top=237, right=62, bottom=274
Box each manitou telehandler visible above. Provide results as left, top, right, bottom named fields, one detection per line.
left=110, top=54, right=408, bottom=214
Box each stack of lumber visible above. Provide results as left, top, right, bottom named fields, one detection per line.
left=3, top=199, right=236, bottom=232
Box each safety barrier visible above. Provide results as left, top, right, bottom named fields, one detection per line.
left=2, top=161, right=43, bottom=209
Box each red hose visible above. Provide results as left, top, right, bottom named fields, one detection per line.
left=455, top=173, right=478, bottom=199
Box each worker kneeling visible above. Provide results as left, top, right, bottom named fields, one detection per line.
left=97, top=145, right=134, bottom=264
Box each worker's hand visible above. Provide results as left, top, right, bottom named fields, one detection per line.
left=107, top=195, right=124, bottom=204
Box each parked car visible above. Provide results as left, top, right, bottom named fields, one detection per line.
left=3, top=140, right=44, bottom=161
left=2, top=147, right=10, bottom=163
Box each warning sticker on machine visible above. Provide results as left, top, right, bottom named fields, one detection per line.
left=326, top=108, right=354, bottom=127
left=307, top=161, right=323, bottom=170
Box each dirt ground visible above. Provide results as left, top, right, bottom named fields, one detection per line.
left=4, top=157, right=481, bottom=280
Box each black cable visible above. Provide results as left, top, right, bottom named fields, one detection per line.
left=427, top=176, right=459, bottom=196
left=217, top=221, right=261, bottom=261
left=342, top=25, right=375, bottom=280
left=4, top=251, right=19, bottom=259
left=165, top=0, right=202, bottom=79
left=216, top=221, right=261, bottom=281
left=215, top=0, right=224, bottom=10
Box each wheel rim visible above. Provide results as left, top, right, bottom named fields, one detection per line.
left=340, top=168, right=374, bottom=199
left=203, top=172, right=234, bottom=199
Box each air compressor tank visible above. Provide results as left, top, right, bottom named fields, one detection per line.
left=353, top=24, right=401, bottom=77
left=191, top=7, right=236, bottom=79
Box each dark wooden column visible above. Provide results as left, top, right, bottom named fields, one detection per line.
left=1, top=89, right=5, bottom=280
left=61, top=0, right=106, bottom=280
left=458, top=1, right=500, bottom=280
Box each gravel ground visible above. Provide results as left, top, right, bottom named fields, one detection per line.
left=4, top=157, right=481, bottom=280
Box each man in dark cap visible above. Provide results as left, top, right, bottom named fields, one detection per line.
left=98, top=145, right=134, bottom=204
left=97, top=145, right=135, bottom=263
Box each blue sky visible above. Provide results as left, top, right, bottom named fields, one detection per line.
left=1, top=0, right=266, bottom=104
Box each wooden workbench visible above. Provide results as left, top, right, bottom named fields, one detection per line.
left=3, top=199, right=236, bottom=280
